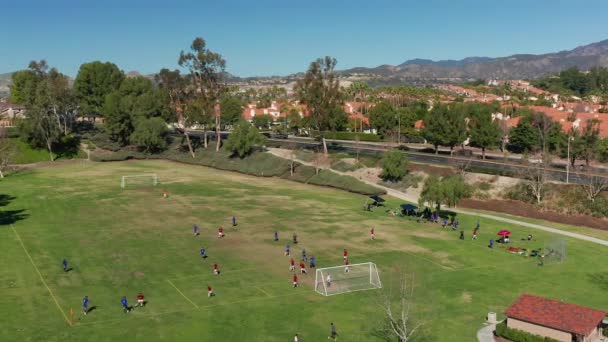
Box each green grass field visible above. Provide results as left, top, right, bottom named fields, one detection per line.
left=2, top=160, right=608, bottom=341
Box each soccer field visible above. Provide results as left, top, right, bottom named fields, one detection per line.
left=2, top=160, right=608, bottom=341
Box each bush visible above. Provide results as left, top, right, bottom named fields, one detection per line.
left=381, top=150, right=409, bottom=181
left=478, top=182, right=491, bottom=191
left=495, top=321, right=560, bottom=342
left=225, top=121, right=266, bottom=158
left=322, top=132, right=382, bottom=142
left=90, top=132, right=123, bottom=152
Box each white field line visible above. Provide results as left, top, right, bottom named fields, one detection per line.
left=166, top=279, right=199, bottom=309
left=10, top=225, right=72, bottom=326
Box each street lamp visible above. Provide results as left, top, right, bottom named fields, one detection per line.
left=566, top=136, right=574, bottom=184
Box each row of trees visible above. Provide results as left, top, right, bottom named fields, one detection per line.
left=533, top=67, right=608, bottom=98
left=422, top=102, right=502, bottom=158
left=9, top=36, right=353, bottom=160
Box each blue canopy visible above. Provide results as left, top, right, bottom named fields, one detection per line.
left=369, top=195, right=385, bottom=203
left=400, top=204, right=418, bottom=211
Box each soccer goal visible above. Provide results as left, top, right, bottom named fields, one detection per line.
left=542, top=239, right=566, bottom=264
left=120, top=174, right=159, bottom=189
left=315, top=262, right=382, bottom=296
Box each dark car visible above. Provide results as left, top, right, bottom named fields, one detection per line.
left=270, top=132, right=289, bottom=139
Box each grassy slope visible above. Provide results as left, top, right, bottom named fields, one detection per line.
left=1, top=160, right=608, bottom=341
left=10, top=138, right=87, bottom=164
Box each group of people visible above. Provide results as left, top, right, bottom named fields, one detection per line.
left=285, top=235, right=314, bottom=288
left=192, top=216, right=238, bottom=297
left=80, top=293, right=145, bottom=316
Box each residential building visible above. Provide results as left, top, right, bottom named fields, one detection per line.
left=505, top=294, right=606, bottom=342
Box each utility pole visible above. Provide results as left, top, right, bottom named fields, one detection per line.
left=566, top=136, right=573, bottom=184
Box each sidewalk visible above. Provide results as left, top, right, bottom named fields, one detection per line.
left=477, top=324, right=496, bottom=342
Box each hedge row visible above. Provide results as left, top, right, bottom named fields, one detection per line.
left=90, top=147, right=385, bottom=196
left=495, top=321, right=560, bottom=342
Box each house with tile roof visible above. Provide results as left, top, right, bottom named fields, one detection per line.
left=505, top=294, right=606, bottom=342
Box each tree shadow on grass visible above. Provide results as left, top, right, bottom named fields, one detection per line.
left=0, top=194, right=28, bottom=226
left=587, top=272, right=608, bottom=291
left=0, top=194, right=16, bottom=207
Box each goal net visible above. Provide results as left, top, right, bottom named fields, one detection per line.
left=542, top=239, right=566, bottom=264
left=315, top=262, right=382, bottom=296
left=120, top=174, right=159, bottom=189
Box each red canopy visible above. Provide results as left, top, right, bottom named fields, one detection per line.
left=497, top=230, right=511, bottom=237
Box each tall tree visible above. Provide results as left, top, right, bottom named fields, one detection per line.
left=220, top=95, right=244, bottom=128
left=295, top=56, right=347, bottom=153
left=179, top=37, right=227, bottom=152
left=469, top=106, right=501, bottom=159
left=73, top=61, right=124, bottom=115
left=423, top=104, right=466, bottom=155
left=103, top=77, right=170, bottom=145
left=368, top=101, right=397, bottom=138
left=9, top=69, right=40, bottom=106
left=156, top=68, right=198, bottom=156
left=571, top=119, right=600, bottom=166
left=14, top=61, right=75, bottom=161
left=252, top=114, right=272, bottom=130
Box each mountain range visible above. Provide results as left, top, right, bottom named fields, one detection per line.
left=341, top=39, right=608, bottom=83
left=2, top=39, right=608, bottom=95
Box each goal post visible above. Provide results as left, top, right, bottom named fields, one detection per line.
left=315, top=262, right=381, bottom=296
left=120, top=174, right=159, bottom=189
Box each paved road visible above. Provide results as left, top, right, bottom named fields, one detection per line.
left=267, top=148, right=608, bottom=247
left=265, top=138, right=605, bottom=185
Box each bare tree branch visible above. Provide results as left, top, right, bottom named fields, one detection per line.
left=377, top=271, right=422, bottom=342
left=580, top=171, right=608, bottom=203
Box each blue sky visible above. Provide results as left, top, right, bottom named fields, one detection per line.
left=2, top=0, right=607, bottom=77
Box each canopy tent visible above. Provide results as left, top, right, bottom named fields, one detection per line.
left=400, top=204, right=418, bottom=211
left=497, top=230, right=511, bottom=237
left=363, top=195, right=386, bottom=211
left=369, top=195, right=385, bottom=203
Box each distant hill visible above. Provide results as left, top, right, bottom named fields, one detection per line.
left=341, top=39, right=608, bottom=82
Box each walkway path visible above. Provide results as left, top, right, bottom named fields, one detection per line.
left=267, top=148, right=608, bottom=247
left=477, top=323, right=497, bottom=342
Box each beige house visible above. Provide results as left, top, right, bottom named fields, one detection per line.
left=505, top=294, right=606, bottom=342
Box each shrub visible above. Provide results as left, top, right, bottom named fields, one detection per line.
left=225, top=121, right=266, bottom=158
left=90, top=132, right=123, bottom=152
left=478, top=182, right=491, bottom=191
left=130, top=117, right=169, bottom=153
left=381, top=150, right=409, bottom=181
left=495, top=321, right=559, bottom=342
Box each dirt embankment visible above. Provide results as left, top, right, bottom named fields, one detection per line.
left=460, top=198, right=608, bottom=231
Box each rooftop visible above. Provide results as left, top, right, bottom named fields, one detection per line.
left=506, top=294, right=606, bottom=335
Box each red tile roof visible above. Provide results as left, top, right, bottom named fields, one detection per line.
left=506, top=294, right=606, bottom=335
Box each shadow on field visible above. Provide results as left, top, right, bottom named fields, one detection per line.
left=587, top=272, right=608, bottom=290
left=0, top=194, right=28, bottom=226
